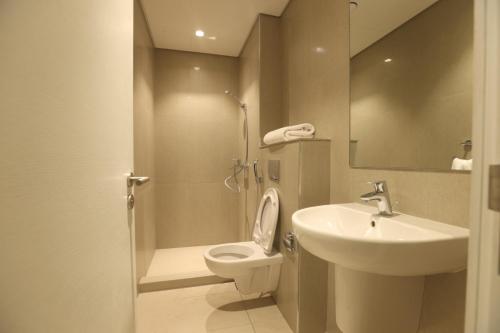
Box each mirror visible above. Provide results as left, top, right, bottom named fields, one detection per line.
left=349, top=0, right=473, bottom=172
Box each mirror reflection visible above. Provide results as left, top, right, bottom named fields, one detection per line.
left=349, top=0, right=473, bottom=171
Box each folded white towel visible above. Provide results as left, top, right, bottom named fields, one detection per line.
left=451, top=157, right=472, bottom=171
left=263, top=123, right=315, bottom=145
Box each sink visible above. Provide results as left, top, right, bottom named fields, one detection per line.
left=292, top=203, right=469, bottom=276
left=292, top=203, right=469, bottom=333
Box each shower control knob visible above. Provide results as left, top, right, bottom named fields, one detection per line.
left=127, top=193, right=135, bottom=209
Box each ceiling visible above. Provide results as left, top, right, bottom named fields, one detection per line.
left=350, top=0, right=439, bottom=56
left=140, top=0, right=289, bottom=57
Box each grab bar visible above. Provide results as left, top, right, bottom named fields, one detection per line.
left=253, top=160, right=263, bottom=184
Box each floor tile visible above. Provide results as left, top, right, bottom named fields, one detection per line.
left=137, top=282, right=292, bottom=333
left=253, top=320, right=293, bottom=333
left=243, top=296, right=293, bottom=333
left=208, top=324, right=255, bottom=333
left=147, top=246, right=213, bottom=277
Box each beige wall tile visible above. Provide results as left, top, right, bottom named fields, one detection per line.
left=238, top=14, right=287, bottom=243
left=238, top=18, right=262, bottom=242
left=298, top=248, right=328, bottom=333
left=155, top=182, right=238, bottom=248
left=419, top=271, right=467, bottom=333
left=260, top=15, right=286, bottom=138
left=154, top=50, right=240, bottom=248
left=299, top=141, right=331, bottom=208
left=348, top=169, right=471, bottom=227
left=237, top=14, right=290, bottom=240
left=297, top=141, right=330, bottom=333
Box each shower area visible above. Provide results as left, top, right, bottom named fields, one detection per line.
left=133, top=2, right=274, bottom=292
left=136, top=48, right=243, bottom=291
left=133, top=5, right=331, bottom=331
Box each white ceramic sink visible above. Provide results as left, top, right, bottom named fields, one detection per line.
left=292, top=203, right=469, bottom=276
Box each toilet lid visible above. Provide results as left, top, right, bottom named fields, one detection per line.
left=252, top=188, right=279, bottom=254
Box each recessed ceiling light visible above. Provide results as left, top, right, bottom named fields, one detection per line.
left=193, top=66, right=201, bottom=71
left=315, top=47, right=326, bottom=54
left=195, top=30, right=205, bottom=37
left=384, top=58, right=393, bottom=63
left=208, top=36, right=217, bottom=40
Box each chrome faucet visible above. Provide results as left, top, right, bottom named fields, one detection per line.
left=360, top=181, right=393, bottom=216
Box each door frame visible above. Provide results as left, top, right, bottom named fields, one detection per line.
left=465, top=0, right=500, bottom=331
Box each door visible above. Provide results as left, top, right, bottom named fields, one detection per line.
left=465, top=0, right=500, bottom=331
left=0, top=1, right=135, bottom=332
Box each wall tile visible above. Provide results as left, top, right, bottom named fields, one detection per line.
left=154, top=50, right=240, bottom=248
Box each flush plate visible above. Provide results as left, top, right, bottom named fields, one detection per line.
left=268, top=160, right=280, bottom=182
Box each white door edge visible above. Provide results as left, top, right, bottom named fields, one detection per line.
left=465, top=0, right=500, bottom=331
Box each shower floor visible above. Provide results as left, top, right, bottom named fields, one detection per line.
left=138, top=245, right=230, bottom=293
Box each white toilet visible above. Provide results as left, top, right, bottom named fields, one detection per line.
left=204, top=188, right=283, bottom=294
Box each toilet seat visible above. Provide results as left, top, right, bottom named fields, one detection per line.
left=204, top=187, right=283, bottom=294
left=205, top=241, right=282, bottom=278
left=253, top=188, right=279, bottom=254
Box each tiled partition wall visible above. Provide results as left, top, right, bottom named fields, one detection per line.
left=261, top=140, right=330, bottom=333
left=238, top=15, right=288, bottom=242
left=238, top=17, right=262, bottom=241
left=238, top=15, right=329, bottom=333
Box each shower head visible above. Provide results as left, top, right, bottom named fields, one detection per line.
left=224, top=90, right=246, bottom=109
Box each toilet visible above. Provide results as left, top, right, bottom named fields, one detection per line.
left=204, top=188, right=283, bottom=294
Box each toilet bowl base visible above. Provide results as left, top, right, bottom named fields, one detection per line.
left=234, top=263, right=281, bottom=294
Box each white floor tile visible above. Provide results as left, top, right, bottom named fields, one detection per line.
left=136, top=282, right=293, bottom=333
left=147, top=246, right=213, bottom=277
left=208, top=325, right=255, bottom=333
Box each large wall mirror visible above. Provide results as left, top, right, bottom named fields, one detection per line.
left=349, top=0, right=473, bottom=172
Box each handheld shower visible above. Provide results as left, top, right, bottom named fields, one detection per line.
left=224, top=90, right=249, bottom=193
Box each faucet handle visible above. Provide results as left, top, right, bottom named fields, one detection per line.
left=368, top=180, right=388, bottom=193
